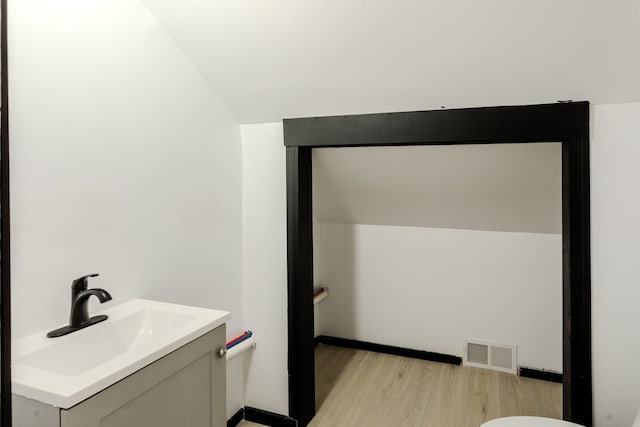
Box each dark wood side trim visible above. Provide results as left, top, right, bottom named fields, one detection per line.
left=561, top=136, right=592, bottom=425
left=1, top=0, right=11, bottom=425
left=283, top=102, right=589, bottom=148
left=227, top=408, right=245, bottom=427
left=286, top=147, right=315, bottom=426
left=245, top=407, right=298, bottom=427
left=316, top=336, right=462, bottom=366
left=284, top=102, right=592, bottom=427
left=519, top=367, right=563, bottom=384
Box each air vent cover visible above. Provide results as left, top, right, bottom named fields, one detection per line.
left=464, top=339, right=517, bottom=374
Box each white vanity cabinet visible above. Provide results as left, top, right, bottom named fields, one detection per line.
left=14, top=325, right=226, bottom=427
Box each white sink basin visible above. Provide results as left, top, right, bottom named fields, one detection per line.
left=12, top=299, right=229, bottom=409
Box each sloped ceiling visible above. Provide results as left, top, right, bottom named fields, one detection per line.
left=313, top=143, right=562, bottom=234
left=141, top=0, right=640, bottom=123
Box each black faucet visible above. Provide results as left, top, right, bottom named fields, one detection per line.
left=47, top=274, right=113, bottom=338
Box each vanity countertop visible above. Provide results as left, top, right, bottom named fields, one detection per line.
left=12, top=299, right=229, bottom=408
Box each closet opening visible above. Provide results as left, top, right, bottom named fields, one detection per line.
left=284, top=102, right=591, bottom=427
left=311, top=142, right=563, bottom=425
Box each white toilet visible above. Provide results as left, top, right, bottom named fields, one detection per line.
left=480, top=417, right=582, bottom=427
left=481, top=408, right=640, bottom=427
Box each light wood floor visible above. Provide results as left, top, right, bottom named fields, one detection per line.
left=240, top=344, right=562, bottom=427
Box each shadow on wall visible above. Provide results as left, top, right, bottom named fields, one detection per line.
left=315, top=222, right=355, bottom=339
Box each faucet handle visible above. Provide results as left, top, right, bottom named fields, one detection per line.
left=71, top=273, right=99, bottom=293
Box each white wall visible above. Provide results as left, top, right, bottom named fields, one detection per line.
left=592, top=102, right=640, bottom=427
left=9, top=0, right=244, bottom=416
left=315, top=223, right=563, bottom=371
left=241, top=122, right=289, bottom=415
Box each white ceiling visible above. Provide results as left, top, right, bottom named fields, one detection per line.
left=142, top=0, right=640, bottom=123
left=313, top=143, right=562, bottom=234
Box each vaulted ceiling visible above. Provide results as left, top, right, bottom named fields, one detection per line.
left=135, top=2, right=611, bottom=232
left=313, top=143, right=562, bottom=234
left=142, top=0, right=640, bottom=123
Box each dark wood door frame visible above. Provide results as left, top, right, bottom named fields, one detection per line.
left=284, top=102, right=592, bottom=427
left=1, top=0, right=12, bottom=425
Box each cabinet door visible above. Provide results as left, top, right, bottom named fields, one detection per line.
left=62, top=325, right=226, bottom=427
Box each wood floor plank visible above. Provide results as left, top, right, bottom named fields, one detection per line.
left=310, top=344, right=562, bottom=427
